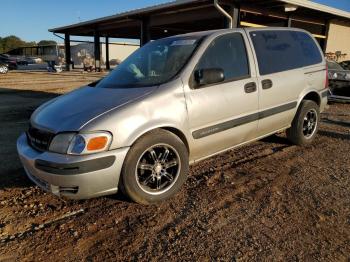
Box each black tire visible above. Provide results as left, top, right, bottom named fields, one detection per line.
left=286, top=100, right=320, bottom=145
left=120, top=129, right=189, bottom=205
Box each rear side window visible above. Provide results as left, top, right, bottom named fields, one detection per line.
left=250, top=30, right=322, bottom=75
left=196, top=33, right=250, bottom=81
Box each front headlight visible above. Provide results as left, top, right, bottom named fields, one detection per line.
left=49, top=133, right=75, bottom=154
left=49, top=132, right=112, bottom=155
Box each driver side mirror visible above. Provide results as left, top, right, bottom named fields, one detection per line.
left=194, top=68, right=225, bottom=88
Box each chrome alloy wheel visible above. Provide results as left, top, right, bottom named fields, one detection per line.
left=302, top=108, right=318, bottom=138
left=135, top=144, right=181, bottom=195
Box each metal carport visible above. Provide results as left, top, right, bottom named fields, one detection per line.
left=49, top=0, right=350, bottom=71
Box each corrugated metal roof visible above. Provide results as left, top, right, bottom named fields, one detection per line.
left=49, top=0, right=200, bottom=32
left=49, top=0, right=350, bottom=33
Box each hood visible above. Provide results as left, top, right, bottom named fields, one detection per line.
left=31, top=86, right=157, bottom=133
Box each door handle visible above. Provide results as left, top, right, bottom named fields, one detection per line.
left=262, top=79, right=273, bottom=89
left=244, top=82, right=257, bottom=93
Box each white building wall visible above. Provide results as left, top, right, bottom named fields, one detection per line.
left=326, top=20, right=350, bottom=61
left=101, top=43, right=139, bottom=64
left=70, top=42, right=139, bottom=67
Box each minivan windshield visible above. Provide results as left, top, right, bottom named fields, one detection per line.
left=96, top=36, right=203, bottom=88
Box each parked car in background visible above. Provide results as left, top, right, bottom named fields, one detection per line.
left=26, top=56, right=43, bottom=64
left=17, top=59, right=29, bottom=66
left=0, top=54, right=17, bottom=70
left=339, top=60, right=350, bottom=70
left=6, top=55, right=43, bottom=65
left=327, top=60, right=350, bottom=102
left=17, top=28, right=328, bottom=204
left=0, top=62, right=9, bottom=74
left=5, top=55, right=29, bottom=66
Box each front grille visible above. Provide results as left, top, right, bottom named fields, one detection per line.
left=26, top=125, right=54, bottom=152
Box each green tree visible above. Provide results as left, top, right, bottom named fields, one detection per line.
left=0, top=36, right=58, bottom=54
left=38, top=40, right=57, bottom=46
left=24, top=41, right=37, bottom=47
left=0, top=35, right=27, bottom=53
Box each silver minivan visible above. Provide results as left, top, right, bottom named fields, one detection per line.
left=17, top=28, right=328, bottom=204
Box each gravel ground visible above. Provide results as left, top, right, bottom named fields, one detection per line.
left=0, top=72, right=349, bottom=261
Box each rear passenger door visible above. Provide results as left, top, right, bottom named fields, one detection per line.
left=248, top=30, right=323, bottom=136
left=184, top=32, right=259, bottom=161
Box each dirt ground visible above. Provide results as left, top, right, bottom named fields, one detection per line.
left=0, top=71, right=349, bottom=261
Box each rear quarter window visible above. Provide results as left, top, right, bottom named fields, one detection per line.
left=250, top=30, right=323, bottom=75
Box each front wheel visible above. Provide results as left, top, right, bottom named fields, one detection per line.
left=286, top=100, right=320, bottom=145
left=120, top=129, right=189, bottom=205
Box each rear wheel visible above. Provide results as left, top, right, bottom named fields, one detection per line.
left=286, top=100, right=320, bottom=145
left=120, top=129, right=189, bottom=205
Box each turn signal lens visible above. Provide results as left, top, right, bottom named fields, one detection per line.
left=66, top=132, right=112, bottom=155
left=87, top=136, right=108, bottom=151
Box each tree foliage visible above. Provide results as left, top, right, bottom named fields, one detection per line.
left=38, top=40, right=57, bottom=46
left=0, top=35, right=26, bottom=53
left=0, top=35, right=57, bottom=54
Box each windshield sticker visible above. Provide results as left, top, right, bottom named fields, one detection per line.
left=171, top=40, right=197, bottom=46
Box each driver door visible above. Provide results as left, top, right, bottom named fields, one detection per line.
left=184, top=32, right=259, bottom=161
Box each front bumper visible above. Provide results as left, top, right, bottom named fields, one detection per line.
left=328, top=94, right=350, bottom=102
left=17, top=133, right=129, bottom=199
left=328, top=83, right=350, bottom=102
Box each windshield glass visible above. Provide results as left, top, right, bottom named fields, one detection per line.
left=327, top=61, right=344, bottom=70
left=96, top=36, right=203, bottom=88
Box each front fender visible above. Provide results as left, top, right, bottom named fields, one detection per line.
left=81, top=79, right=192, bottom=150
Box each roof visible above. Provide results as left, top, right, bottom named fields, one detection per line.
left=281, top=0, right=350, bottom=19
left=49, top=0, right=199, bottom=33
left=49, top=0, right=350, bottom=38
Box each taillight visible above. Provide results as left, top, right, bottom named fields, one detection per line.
left=325, top=64, right=329, bottom=89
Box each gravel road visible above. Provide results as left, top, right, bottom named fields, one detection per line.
left=0, top=72, right=349, bottom=261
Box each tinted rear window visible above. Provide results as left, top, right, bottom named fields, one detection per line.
left=250, top=30, right=322, bottom=75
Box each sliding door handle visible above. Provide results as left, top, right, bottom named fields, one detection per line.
left=244, top=82, right=257, bottom=93
left=262, top=79, right=273, bottom=89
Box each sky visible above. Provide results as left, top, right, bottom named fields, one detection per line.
left=1, top=0, right=350, bottom=43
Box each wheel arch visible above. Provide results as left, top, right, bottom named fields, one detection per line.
left=301, top=91, right=321, bottom=106
left=161, top=127, right=190, bottom=154
left=128, top=126, right=190, bottom=155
